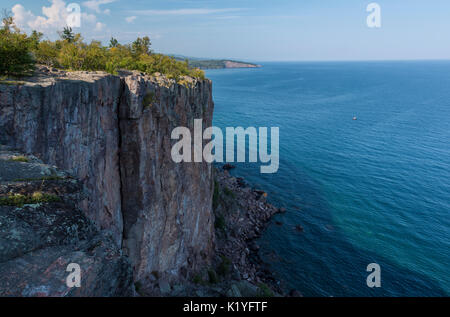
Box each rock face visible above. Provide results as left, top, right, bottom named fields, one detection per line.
left=213, top=168, right=282, bottom=294
left=119, top=73, right=215, bottom=283
left=0, top=71, right=123, bottom=246
left=0, top=147, right=134, bottom=296
left=0, top=68, right=215, bottom=291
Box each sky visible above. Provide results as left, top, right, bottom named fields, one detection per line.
left=2, top=0, right=450, bottom=61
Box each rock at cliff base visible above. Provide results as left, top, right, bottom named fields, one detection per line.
left=0, top=147, right=134, bottom=296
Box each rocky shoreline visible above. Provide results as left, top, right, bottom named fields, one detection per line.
left=213, top=167, right=284, bottom=295
left=160, top=166, right=297, bottom=297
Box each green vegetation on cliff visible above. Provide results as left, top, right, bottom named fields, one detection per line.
left=0, top=15, right=35, bottom=77
left=0, top=192, right=61, bottom=207
left=0, top=15, right=205, bottom=80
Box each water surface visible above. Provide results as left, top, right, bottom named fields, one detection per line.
left=206, top=61, right=450, bottom=296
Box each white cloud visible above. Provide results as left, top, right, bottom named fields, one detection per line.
left=11, top=0, right=106, bottom=36
left=95, top=22, right=105, bottom=30
left=125, top=16, right=136, bottom=23
left=131, top=8, right=243, bottom=16
left=11, top=4, right=36, bottom=28
left=82, top=12, right=97, bottom=24
left=82, top=0, right=116, bottom=13
left=12, top=0, right=68, bottom=31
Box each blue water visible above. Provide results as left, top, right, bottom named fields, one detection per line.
left=206, top=61, right=450, bottom=297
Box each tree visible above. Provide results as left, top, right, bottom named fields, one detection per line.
left=29, top=30, right=43, bottom=50
left=61, top=26, right=75, bottom=43
left=34, top=40, right=59, bottom=67
left=1, top=9, right=17, bottom=33
left=131, top=36, right=151, bottom=56
left=109, top=37, right=119, bottom=48
left=0, top=14, right=35, bottom=77
left=0, top=17, right=204, bottom=80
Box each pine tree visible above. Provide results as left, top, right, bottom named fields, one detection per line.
left=61, top=27, right=75, bottom=43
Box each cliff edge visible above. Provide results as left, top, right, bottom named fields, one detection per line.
left=0, top=66, right=215, bottom=293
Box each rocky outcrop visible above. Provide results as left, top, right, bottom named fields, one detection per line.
left=223, top=61, right=261, bottom=69
left=212, top=168, right=282, bottom=294
left=0, top=147, right=134, bottom=296
left=119, top=73, right=215, bottom=285
left=0, top=70, right=123, bottom=246
left=0, top=66, right=215, bottom=292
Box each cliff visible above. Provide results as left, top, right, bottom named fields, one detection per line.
left=223, top=61, right=261, bottom=69
left=0, top=146, right=134, bottom=296
left=0, top=66, right=215, bottom=293
left=171, top=56, right=261, bottom=70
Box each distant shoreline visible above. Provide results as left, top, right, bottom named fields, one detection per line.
left=171, top=55, right=261, bottom=69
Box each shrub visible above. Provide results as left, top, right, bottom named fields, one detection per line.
left=80, top=41, right=108, bottom=71
left=34, top=40, right=60, bottom=67
left=0, top=14, right=205, bottom=81
left=8, top=155, right=29, bottom=162
left=0, top=27, right=35, bottom=77
left=0, top=192, right=61, bottom=207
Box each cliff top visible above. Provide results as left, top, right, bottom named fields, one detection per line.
left=0, top=65, right=209, bottom=88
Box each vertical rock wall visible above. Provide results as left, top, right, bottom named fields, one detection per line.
left=119, top=74, right=215, bottom=282
left=0, top=74, right=123, bottom=246
left=0, top=70, right=215, bottom=284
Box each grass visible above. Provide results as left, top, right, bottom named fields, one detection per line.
left=8, top=155, right=30, bottom=163
left=0, top=192, right=61, bottom=207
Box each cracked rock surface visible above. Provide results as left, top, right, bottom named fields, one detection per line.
left=0, top=147, right=134, bottom=296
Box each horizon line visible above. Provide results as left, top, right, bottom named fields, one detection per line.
left=160, top=54, right=450, bottom=64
